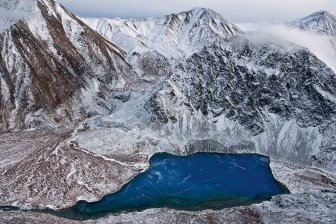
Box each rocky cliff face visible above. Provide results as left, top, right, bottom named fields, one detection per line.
left=145, top=33, right=336, bottom=172
left=147, top=34, right=336, bottom=129
left=0, top=0, right=134, bottom=132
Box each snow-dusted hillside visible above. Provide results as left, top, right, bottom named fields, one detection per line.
left=0, top=0, right=134, bottom=132
left=83, top=8, right=241, bottom=59
left=0, top=1, right=335, bottom=223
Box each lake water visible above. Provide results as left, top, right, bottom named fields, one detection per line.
left=54, top=152, right=289, bottom=220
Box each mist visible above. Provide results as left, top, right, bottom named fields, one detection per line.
left=238, top=23, right=336, bottom=73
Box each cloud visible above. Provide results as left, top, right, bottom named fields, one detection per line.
left=238, top=23, right=336, bottom=73
left=58, top=0, right=336, bottom=22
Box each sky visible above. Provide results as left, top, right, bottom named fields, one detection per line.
left=58, top=0, right=336, bottom=22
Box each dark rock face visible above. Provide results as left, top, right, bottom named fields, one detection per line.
left=129, top=51, right=171, bottom=78
left=0, top=0, right=134, bottom=132
left=146, top=35, right=336, bottom=136
left=113, top=92, right=131, bottom=103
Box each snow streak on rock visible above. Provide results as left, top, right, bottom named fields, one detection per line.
left=0, top=0, right=134, bottom=132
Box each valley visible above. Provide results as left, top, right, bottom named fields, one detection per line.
left=0, top=0, right=336, bottom=223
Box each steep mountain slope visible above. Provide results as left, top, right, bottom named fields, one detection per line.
left=0, top=0, right=134, bottom=132
left=145, top=33, right=336, bottom=172
left=84, top=8, right=241, bottom=59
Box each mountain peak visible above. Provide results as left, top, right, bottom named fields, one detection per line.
left=316, top=10, right=331, bottom=15
left=178, top=7, right=225, bottom=20
left=189, top=7, right=215, bottom=14
left=84, top=7, right=241, bottom=60
left=168, top=7, right=240, bottom=34
left=301, top=10, right=335, bottom=22
left=290, top=10, right=336, bottom=36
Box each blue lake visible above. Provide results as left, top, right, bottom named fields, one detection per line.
left=54, top=152, right=289, bottom=220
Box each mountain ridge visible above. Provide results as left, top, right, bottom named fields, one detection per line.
left=83, top=7, right=242, bottom=59
left=0, top=0, right=135, bottom=132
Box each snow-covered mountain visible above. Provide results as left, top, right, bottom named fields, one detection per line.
left=288, top=10, right=336, bottom=37
left=0, top=1, right=336, bottom=223
left=0, top=0, right=134, bottom=132
left=83, top=8, right=241, bottom=59
left=288, top=11, right=336, bottom=71
left=144, top=33, right=336, bottom=171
